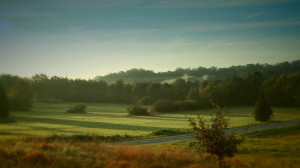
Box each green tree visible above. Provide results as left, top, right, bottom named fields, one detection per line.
left=254, top=90, right=273, bottom=122
left=31, top=73, right=49, bottom=100
left=0, top=83, right=10, bottom=117
left=8, top=80, right=33, bottom=110
left=186, top=87, right=200, bottom=101
left=189, top=105, right=243, bottom=168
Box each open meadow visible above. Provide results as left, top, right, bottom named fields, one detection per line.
left=1, top=102, right=300, bottom=139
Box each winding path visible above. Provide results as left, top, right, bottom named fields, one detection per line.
left=111, top=119, right=300, bottom=145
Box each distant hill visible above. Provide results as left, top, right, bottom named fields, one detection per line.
left=94, top=60, right=300, bottom=84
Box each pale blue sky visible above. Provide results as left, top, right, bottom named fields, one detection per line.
left=0, top=0, right=300, bottom=79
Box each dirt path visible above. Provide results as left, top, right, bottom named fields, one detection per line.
left=111, top=119, right=300, bottom=145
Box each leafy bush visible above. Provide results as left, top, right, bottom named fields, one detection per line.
left=183, top=100, right=201, bottom=110
left=66, top=103, right=87, bottom=113
left=152, top=129, right=189, bottom=136
left=152, top=99, right=174, bottom=112
left=137, top=96, right=154, bottom=105
left=127, top=105, right=148, bottom=116
left=189, top=105, right=244, bottom=168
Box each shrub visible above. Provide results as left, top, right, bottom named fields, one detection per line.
left=137, top=96, right=154, bottom=105
left=173, top=101, right=185, bottom=111
left=22, top=150, right=49, bottom=165
left=152, top=129, right=188, bottom=136
left=183, top=100, right=201, bottom=110
left=127, top=105, right=148, bottom=116
left=66, top=103, right=87, bottom=113
left=152, top=99, right=174, bottom=112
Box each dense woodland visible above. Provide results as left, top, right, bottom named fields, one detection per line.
left=0, top=61, right=300, bottom=110
left=96, top=60, right=300, bottom=84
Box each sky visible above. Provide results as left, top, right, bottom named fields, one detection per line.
left=0, top=0, right=300, bottom=79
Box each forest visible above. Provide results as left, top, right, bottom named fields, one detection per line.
left=95, top=60, right=300, bottom=83
left=1, top=61, right=299, bottom=109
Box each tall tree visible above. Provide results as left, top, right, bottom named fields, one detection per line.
left=0, top=83, right=10, bottom=117
left=8, top=80, right=33, bottom=110
left=254, top=90, right=273, bottom=122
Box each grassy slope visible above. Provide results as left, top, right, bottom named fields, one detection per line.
left=0, top=102, right=300, bottom=138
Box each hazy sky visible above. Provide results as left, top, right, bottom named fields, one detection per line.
left=1, top=0, right=300, bottom=79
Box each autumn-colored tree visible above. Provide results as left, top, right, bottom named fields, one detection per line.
left=8, top=80, right=33, bottom=110
left=0, top=83, right=10, bottom=117
left=254, top=90, right=273, bottom=122
left=189, top=105, right=243, bottom=168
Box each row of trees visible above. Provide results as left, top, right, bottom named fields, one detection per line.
left=97, top=60, right=300, bottom=83
left=1, top=71, right=299, bottom=109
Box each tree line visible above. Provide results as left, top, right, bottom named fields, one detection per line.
left=96, top=60, right=300, bottom=83
left=1, top=70, right=299, bottom=110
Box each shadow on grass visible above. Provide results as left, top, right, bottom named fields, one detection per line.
left=12, top=115, right=168, bottom=131
left=0, top=118, right=16, bottom=124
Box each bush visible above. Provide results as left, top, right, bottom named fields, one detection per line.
left=152, top=99, right=174, bottom=112
left=127, top=105, right=148, bottom=116
left=183, top=100, right=201, bottom=110
left=66, top=103, right=87, bottom=113
left=22, top=150, right=49, bottom=165
left=152, top=129, right=189, bottom=136
left=189, top=105, right=244, bottom=168
left=137, top=96, right=154, bottom=105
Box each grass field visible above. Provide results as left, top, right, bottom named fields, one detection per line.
left=1, top=102, right=300, bottom=139
left=0, top=124, right=299, bottom=168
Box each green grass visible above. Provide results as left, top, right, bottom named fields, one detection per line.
left=0, top=121, right=299, bottom=167
left=0, top=102, right=299, bottom=139
left=151, top=124, right=300, bottom=167
left=239, top=124, right=300, bottom=157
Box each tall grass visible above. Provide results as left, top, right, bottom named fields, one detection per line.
left=1, top=125, right=299, bottom=168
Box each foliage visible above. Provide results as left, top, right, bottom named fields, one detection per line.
left=261, top=72, right=300, bottom=106
left=136, top=96, right=154, bottom=105
left=152, top=99, right=174, bottom=112
left=7, top=80, right=33, bottom=110
left=254, top=91, right=273, bottom=122
left=96, top=60, right=300, bottom=84
left=66, top=103, right=87, bottom=113
left=200, top=72, right=263, bottom=107
left=152, top=99, right=201, bottom=113
left=127, top=105, right=148, bottom=116
left=151, top=129, right=189, bottom=136
left=189, top=105, right=244, bottom=167
left=1, top=61, right=299, bottom=108
left=183, top=100, right=201, bottom=110
left=0, top=83, right=10, bottom=117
